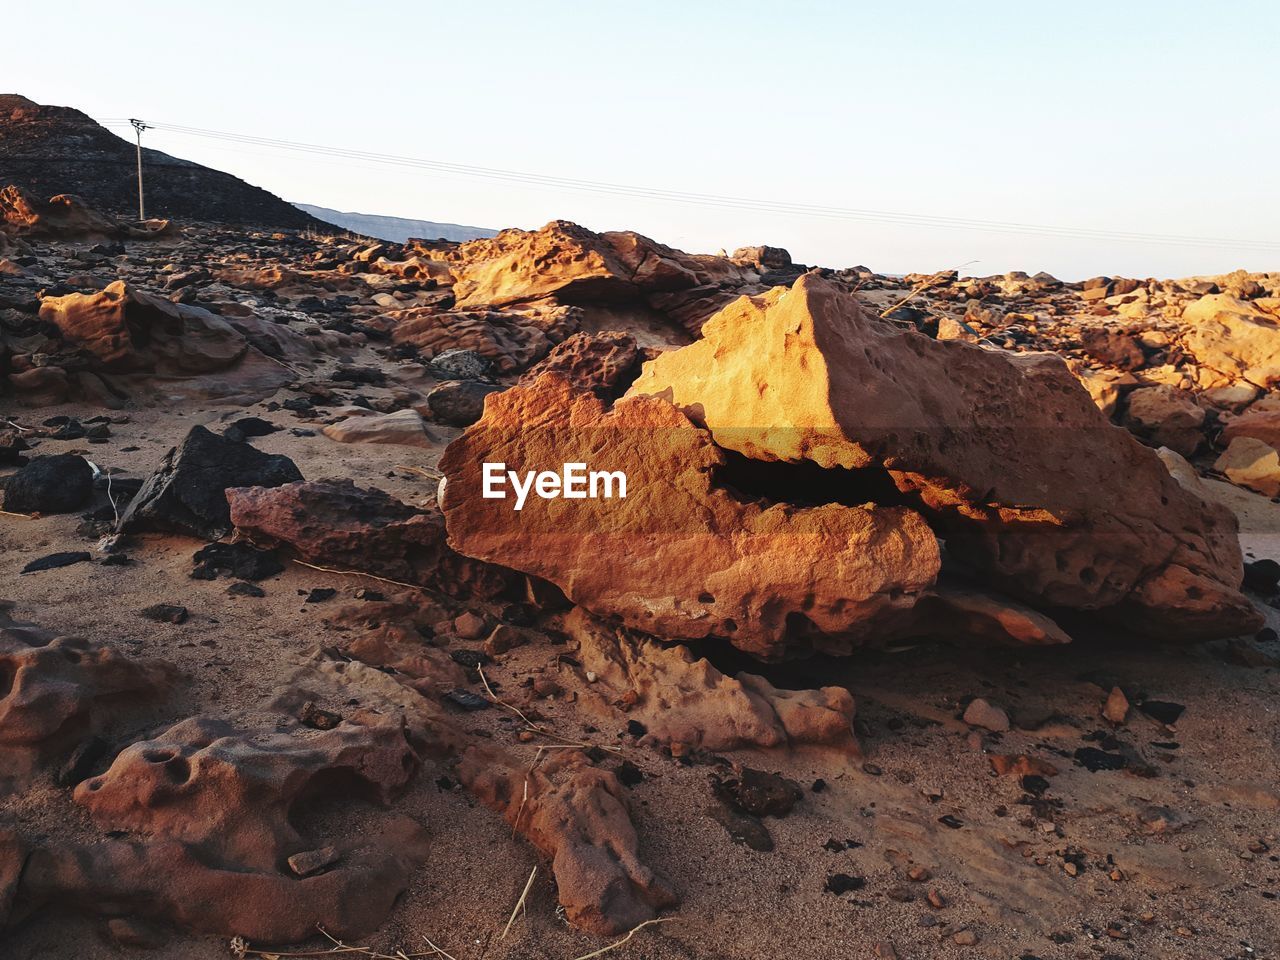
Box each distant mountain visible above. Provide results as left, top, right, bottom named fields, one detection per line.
left=295, top=203, right=497, bottom=243
left=0, top=95, right=320, bottom=228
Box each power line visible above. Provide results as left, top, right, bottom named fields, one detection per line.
left=95, top=118, right=1280, bottom=252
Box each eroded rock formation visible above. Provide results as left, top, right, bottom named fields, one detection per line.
left=457, top=743, right=676, bottom=935
left=441, top=276, right=1257, bottom=658
left=0, top=603, right=174, bottom=795
left=567, top=608, right=858, bottom=752
left=627, top=275, right=1257, bottom=641
left=439, top=374, right=939, bottom=658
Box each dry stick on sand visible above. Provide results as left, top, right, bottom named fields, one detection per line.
left=291, top=558, right=423, bottom=591
left=0, top=508, right=34, bottom=520
left=477, top=665, right=621, bottom=755
left=232, top=926, right=439, bottom=959
left=570, top=918, right=673, bottom=960
left=393, top=464, right=443, bottom=480
left=501, top=865, right=539, bottom=939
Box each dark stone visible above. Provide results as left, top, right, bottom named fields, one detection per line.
left=191, top=541, right=284, bottom=582
left=226, top=581, right=266, bottom=598
left=223, top=416, right=280, bottom=443
left=824, top=873, right=866, bottom=895
left=444, top=688, right=490, bottom=711
left=0, top=432, right=30, bottom=466
left=4, top=454, right=94, bottom=513
left=22, top=551, right=92, bottom=573
left=1073, top=747, right=1127, bottom=772
left=94, top=476, right=143, bottom=503
left=1137, top=700, right=1185, bottom=725
left=139, top=603, right=188, bottom=624
left=449, top=649, right=489, bottom=670
left=626, top=719, right=648, bottom=738
left=616, top=760, right=644, bottom=787
left=708, top=802, right=773, bottom=851
left=1020, top=774, right=1050, bottom=797
left=117, top=426, right=302, bottom=540
left=304, top=587, right=336, bottom=604
left=298, top=701, right=342, bottom=730
left=938, top=814, right=965, bottom=829
left=425, top=380, right=502, bottom=427
left=1243, top=559, right=1280, bottom=593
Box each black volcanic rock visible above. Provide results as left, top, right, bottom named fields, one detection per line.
left=0, top=95, right=320, bottom=228
left=117, top=426, right=302, bottom=540
left=3, top=454, right=93, bottom=513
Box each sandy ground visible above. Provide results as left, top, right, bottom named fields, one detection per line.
left=3, top=379, right=1280, bottom=960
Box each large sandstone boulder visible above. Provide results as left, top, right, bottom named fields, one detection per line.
left=440, top=374, right=939, bottom=659
left=1122, top=384, right=1206, bottom=457
left=1182, top=294, right=1280, bottom=389
left=622, top=275, right=1257, bottom=641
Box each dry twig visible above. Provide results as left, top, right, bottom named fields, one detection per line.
left=570, top=918, right=672, bottom=960
left=501, top=865, right=539, bottom=939
left=291, top=558, right=422, bottom=591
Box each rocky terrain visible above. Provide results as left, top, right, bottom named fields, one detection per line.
left=2, top=123, right=1280, bottom=959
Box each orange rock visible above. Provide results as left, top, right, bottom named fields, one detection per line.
left=439, top=374, right=939, bottom=659
left=628, top=275, right=1258, bottom=641
left=989, top=754, right=1060, bottom=777
left=447, top=220, right=762, bottom=336
left=457, top=743, right=676, bottom=934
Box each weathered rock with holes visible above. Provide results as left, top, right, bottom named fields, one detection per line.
left=227, top=479, right=514, bottom=600
left=0, top=184, right=163, bottom=239
left=389, top=305, right=579, bottom=374
left=0, top=603, right=174, bottom=795
left=440, top=374, right=939, bottom=659
left=2, top=715, right=428, bottom=942
left=567, top=608, right=857, bottom=751
left=519, top=330, right=643, bottom=397
left=446, top=220, right=764, bottom=337
left=627, top=275, right=1257, bottom=641
left=39, top=280, right=246, bottom=373
left=457, top=743, right=676, bottom=934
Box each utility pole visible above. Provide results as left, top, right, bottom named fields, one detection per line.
left=129, top=118, right=151, bottom=221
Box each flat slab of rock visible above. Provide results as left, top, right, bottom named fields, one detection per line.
left=321, top=409, right=442, bottom=448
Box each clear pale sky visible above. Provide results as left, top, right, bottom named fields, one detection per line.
left=8, top=1, right=1279, bottom=279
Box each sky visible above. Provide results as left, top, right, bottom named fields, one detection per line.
left=6, top=0, right=1279, bottom=279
